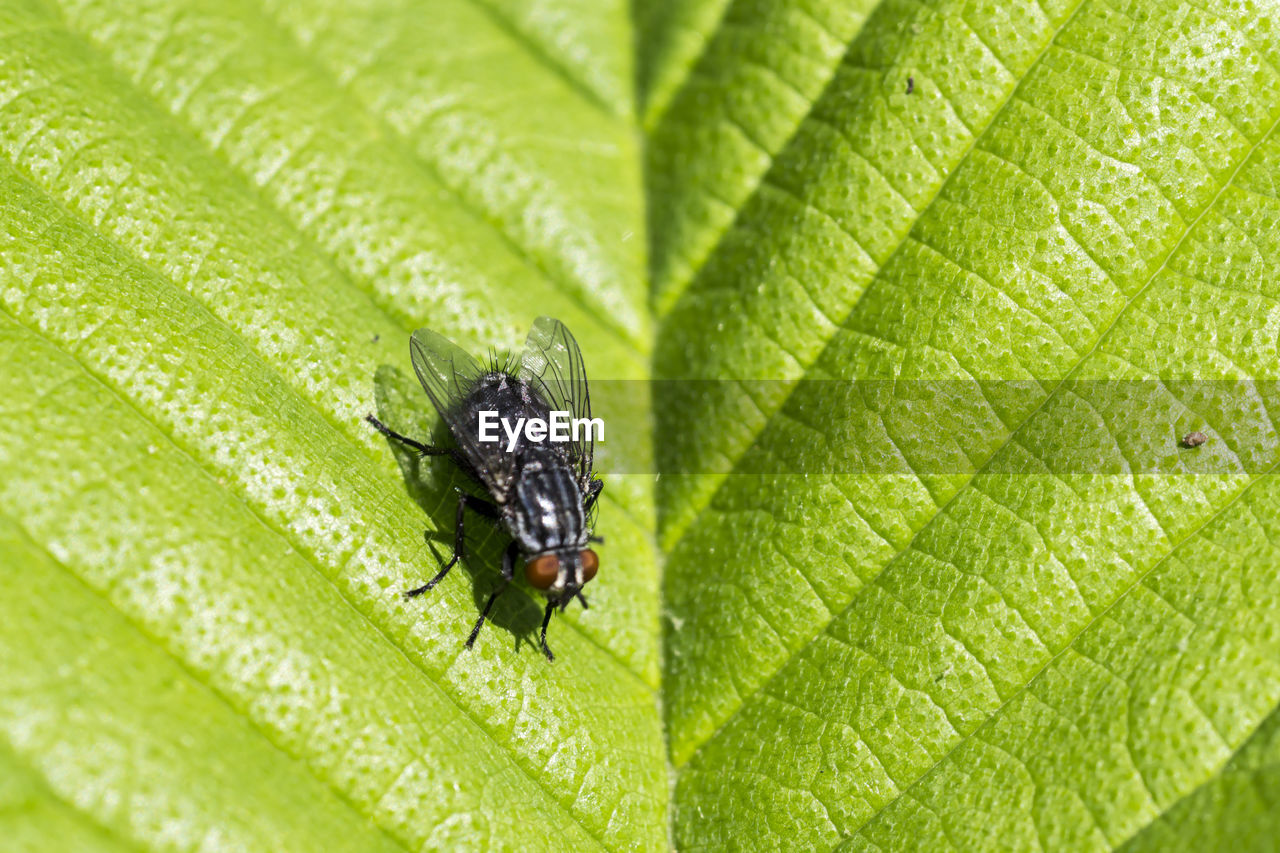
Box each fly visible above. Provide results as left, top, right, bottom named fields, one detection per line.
left=366, top=317, right=603, bottom=661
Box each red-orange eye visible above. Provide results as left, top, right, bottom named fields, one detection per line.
left=525, top=554, right=560, bottom=590
left=580, top=549, right=599, bottom=583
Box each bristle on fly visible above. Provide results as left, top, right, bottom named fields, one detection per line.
left=485, top=347, right=520, bottom=376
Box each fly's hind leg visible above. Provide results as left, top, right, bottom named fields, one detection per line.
left=465, top=540, right=520, bottom=649
left=404, top=491, right=499, bottom=598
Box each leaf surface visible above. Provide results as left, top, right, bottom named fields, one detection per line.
left=2, top=0, right=1280, bottom=850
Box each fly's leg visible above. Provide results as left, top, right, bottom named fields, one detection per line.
left=365, top=414, right=452, bottom=457
left=465, top=541, right=519, bottom=649
left=404, top=492, right=499, bottom=598
left=368, top=413, right=490, bottom=596
left=406, top=531, right=454, bottom=595
left=538, top=601, right=557, bottom=662
left=367, top=413, right=481, bottom=481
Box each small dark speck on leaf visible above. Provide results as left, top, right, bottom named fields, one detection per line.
left=371, top=334, right=380, bottom=344
left=1182, top=431, right=1208, bottom=448
left=906, top=76, right=915, bottom=94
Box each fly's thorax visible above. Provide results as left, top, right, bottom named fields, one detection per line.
left=458, top=373, right=549, bottom=443
left=447, top=371, right=551, bottom=500
left=505, top=456, right=588, bottom=555
left=463, top=371, right=536, bottom=408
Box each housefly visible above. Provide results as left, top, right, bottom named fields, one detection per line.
left=367, top=317, right=603, bottom=661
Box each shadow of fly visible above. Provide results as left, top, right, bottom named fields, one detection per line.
left=367, top=317, right=603, bottom=661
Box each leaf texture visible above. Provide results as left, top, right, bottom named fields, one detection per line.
left=3, top=0, right=1280, bottom=849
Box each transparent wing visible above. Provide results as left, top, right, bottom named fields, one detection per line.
left=409, top=328, right=506, bottom=489
left=518, top=316, right=594, bottom=484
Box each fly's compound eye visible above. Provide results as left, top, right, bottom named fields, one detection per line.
left=580, top=549, right=599, bottom=583
left=525, top=554, right=560, bottom=590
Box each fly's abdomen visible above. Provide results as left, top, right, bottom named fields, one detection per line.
left=512, top=463, right=584, bottom=553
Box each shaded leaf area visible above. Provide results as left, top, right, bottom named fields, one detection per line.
left=634, top=0, right=735, bottom=124
left=1121, top=704, right=1280, bottom=852
left=0, top=0, right=663, bottom=849
left=654, top=0, right=1093, bottom=539
left=650, top=0, right=1280, bottom=848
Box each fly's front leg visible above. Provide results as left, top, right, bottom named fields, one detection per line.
left=368, top=414, right=480, bottom=480
left=404, top=492, right=499, bottom=598
left=538, top=601, right=557, bottom=662
left=365, top=414, right=452, bottom=457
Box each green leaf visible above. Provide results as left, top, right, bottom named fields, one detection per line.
left=3, top=0, right=1280, bottom=850
left=651, top=0, right=1280, bottom=848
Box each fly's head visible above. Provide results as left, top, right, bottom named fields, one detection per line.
left=524, top=547, right=599, bottom=607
